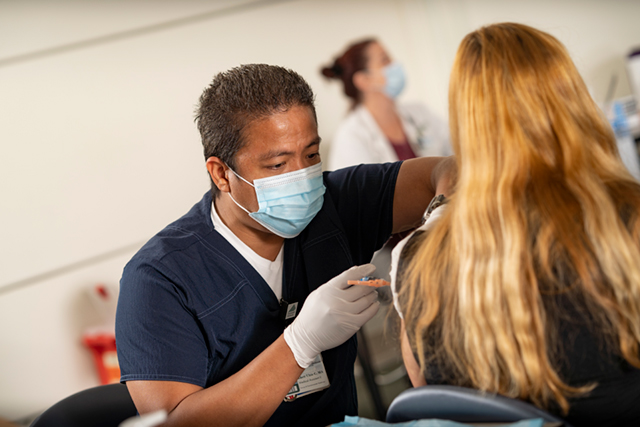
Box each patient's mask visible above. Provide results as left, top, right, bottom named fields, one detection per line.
left=228, top=162, right=325, bottom=238
left=383, top=62, right=406, bottom=99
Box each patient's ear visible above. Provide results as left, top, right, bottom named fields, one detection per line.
left=206, top=157, right=230, bottom=193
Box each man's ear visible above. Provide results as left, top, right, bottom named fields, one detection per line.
left=206, top=157, right=230, bottom=193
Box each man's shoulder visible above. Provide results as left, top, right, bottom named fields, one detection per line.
left=320, top=162, right=402, bottom=222
left=132, top=191, right=216, bottom=262
left=323, top=161, right=402, bottom=190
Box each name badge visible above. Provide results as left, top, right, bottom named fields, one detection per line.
left=284, top=354, right=330, bottom=402
left=279, top=299, right=298, bottom=321
left=285, top=302, right=298, bottom=320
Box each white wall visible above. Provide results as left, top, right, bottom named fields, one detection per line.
left=1, top=0, right=639, bottom=421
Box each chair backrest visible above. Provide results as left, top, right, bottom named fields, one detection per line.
left=30, top=383, right=137, bottom=427
left=386, top=385, right=572, bottom=426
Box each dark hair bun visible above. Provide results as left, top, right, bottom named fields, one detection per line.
left=320, top=38, right=375, bottom=105
left=321, top=63, right=343, bottom=79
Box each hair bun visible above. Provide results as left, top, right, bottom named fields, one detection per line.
left=321, top=63, right=343, bottom=79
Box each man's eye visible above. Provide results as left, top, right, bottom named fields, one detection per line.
left=308, top=153, right=320, bottom=159
left=271, top=162, right=285, bottom=169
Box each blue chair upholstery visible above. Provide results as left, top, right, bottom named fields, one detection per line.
left=386, top=385, right=572, bottom=426
left=30, top=383, right=137, bottom=427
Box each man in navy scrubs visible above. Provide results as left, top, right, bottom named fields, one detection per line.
left=116, top=64, right=453, bottom=427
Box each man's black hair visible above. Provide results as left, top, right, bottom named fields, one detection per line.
left=195, top=64, right=317, bottom=197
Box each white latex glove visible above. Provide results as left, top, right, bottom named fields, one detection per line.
left=284, top=264, right=380, bottom=368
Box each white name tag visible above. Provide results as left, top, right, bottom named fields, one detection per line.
left=285, top=302, right=298, bottom=320
left=284, top=354, right=330, bottom=402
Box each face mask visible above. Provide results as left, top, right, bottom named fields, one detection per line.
left=227, top=162, right=326, bottom=238
left=383, top=62, right=406, bottom=99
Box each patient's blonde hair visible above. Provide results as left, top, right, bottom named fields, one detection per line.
left=401, top=22, right=640, bottom=414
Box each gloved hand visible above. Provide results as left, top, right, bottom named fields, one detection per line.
left=284, top=264, right=380, bottom=368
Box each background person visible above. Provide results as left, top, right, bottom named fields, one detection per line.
left=393, top=23, right=640, bottom=427
left=321, top=38, right=451, bottom=171
left=116, top=64, right=454, bottom=427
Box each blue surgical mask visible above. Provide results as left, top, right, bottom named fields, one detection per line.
left=227, top=162, right=326, bottom=238
left=383, top=62, right=406, bottom=99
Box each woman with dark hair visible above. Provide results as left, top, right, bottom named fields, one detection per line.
left=321, top=38, right=451, bottom=170
left=391, top=23, right=640, bottom=426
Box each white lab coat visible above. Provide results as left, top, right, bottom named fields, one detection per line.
left=328, top=102, right=451, bottom=170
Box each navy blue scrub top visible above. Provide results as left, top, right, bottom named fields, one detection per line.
left=116, top=162, right=401, bottom=427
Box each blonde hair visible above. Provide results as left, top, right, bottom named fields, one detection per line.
left=401, top=22, right=640, bottom=414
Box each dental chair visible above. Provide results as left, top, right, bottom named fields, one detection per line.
left=30, top=383, right=137, bottom=427
left=386, top=385, right=572, bottom=426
